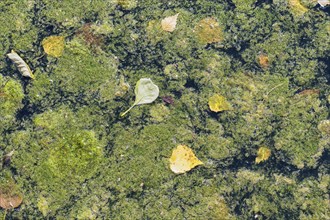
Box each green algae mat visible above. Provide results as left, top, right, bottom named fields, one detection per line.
left=0, top=0, right=329, bottom=219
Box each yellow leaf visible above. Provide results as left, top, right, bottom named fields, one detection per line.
left=255, top=147, right=271, bottom=164
left=42, top=36, right=65, bottom=58
left=289, top=0, right=308, bottom=16
left=161, top=13, right=179, bottom=32
left=208, top=94, right=231, bottom=112
left=169, top=145, right=203, bottom=174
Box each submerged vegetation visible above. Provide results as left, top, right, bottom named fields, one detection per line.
left=0, top=0, right=329, bottom=219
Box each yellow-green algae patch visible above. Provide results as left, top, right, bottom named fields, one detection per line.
left=0, top=75, right=24, bottom=144
left=11, top=106, right=104, bottom=215
left=194, top=17, right=224, bottom=44
left=0, top=75, right=24, bottom=117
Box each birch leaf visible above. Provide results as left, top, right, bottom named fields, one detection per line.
left=318, top=0, right=329, bottom=7
left=42, top=36, right=65, bottom=58
left=169, top=145, right=203, bottom=174
left=161, top=13, right=179, bottom=32
left=121, top=78, right=159, bottom=116
left=208, top=94, right=231, bottom=112
left=255, top=147, right=271, bottom=164
left=7, top=50, right=34, bottom=79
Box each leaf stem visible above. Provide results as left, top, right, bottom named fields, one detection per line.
left=120, top=104, right=135, bottom=117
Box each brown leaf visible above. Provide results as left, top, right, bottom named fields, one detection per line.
left=0, top=193, right=23, bottom=209
left=258, top=53, right=269, bottom=68
left=0, top=175, right=23, bottom=209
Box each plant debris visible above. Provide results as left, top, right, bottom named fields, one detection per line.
left=121, top=78, right=159, bottom=117
left=161, top=13, right=179, bottom=32
left=7, top=50, right=34, bottom=79
left=42, top=36, right=65, bottom=58
left=255, top=147, right=271, bottom=164
left=0, top=176, right=23, bottom=209
left=161, top=96, right=174, bottom=105
left=208, top=94, right=231, bottom=112
left=2, top=150, right=14, bottom=168
left=169, top=145, right=203, bottom=174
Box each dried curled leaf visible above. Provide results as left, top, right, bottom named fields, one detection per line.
left=121, top=78, right=159, bottom=116
left=169, top=145, right=203, bottom=174
left=255, top=147, right=271, bottom=164
left=42, top=36, right=65, bottom=58
left=161, top=13, right=179, bottom=32
left=7, top=50, right=34, bottom=79
left=208, top=94, right=232, bottom=112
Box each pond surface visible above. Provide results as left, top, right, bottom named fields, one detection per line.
left=0, top=0, right=329, bottom=219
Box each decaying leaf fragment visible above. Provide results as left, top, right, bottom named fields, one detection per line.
left=169, top=145, right=203, bottom=174
left=208, top=94, right=232, bottom=112
left=255, top=147, right=271, bottom=164
left=161, top=13, right=179, bottom=32
left=2, top=150, right=14, bottom=167
left=0, top=192, right=23, bottom=209
left=258, top=53, right=269, bottom=68
left=0, top=177, right=23, bottom=209
left=121, top=78, right=159, bottom=117
left=42, top=36, right=65, bottom=58
left=7, top=50, right=34, bottom=79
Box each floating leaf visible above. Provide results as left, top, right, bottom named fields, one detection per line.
left=289, top=0, right=308, bottom=16
left=0, top=192, right=23, bottom=209
left=208, top=94, right=231, bottom=112
left=258, top=53, right=269, bottom=68
left=7, top=50, right=34, bottom=79
left=121, top=78, right=159, bottom=117
left=161, top=13, right=179, bottom=32
left=297, top=89, right=320, bottom=96
left=255, top=147, right=271, bottom=164
left=318, top=0, right=330, bottom=7
left=42, top=36, right=65, bottom=58
left=169, top=145, right=203, bottom=174
left=0, top=176, right=23, bottom=209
